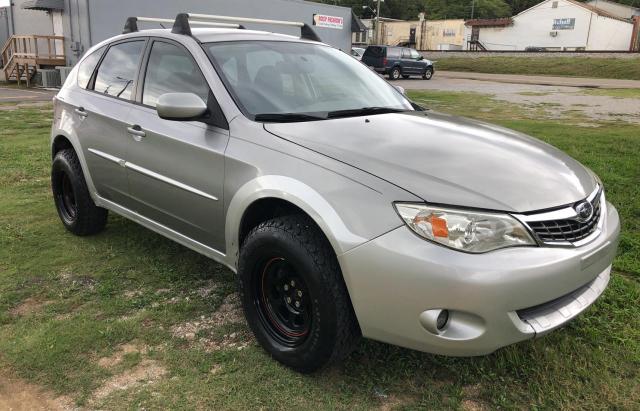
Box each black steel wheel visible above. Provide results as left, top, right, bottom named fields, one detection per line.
left=255, top=257, right=311, bottom=347
left=51, top=148, right=108, bottom=235
left=238, top=214, right=361, bottom=373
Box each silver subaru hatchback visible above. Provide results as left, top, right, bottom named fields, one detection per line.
left=50, top=14, right=620, bottom=373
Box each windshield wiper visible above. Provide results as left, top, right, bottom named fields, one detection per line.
left=326, top=106, right=409, bottom=119
left=254, top=113, right=326, bottom=123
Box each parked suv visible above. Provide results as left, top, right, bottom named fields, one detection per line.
left=362, top=45, right=434, bottom=80
left=51, top=14, right=619, bottom=373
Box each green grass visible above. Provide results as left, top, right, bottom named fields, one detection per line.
left=435, top=57, right=640, bottom=80
left=581, top=88, right=640, bottom=99
left=1, top=98, right=639, bottom=410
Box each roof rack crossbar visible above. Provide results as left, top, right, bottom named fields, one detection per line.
left=138, top=17, right=240, bottom=28
left=123, top=13, right=322, bottom=42
left=185, top=13, right=321, bottom=41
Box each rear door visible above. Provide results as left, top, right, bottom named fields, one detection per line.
left=124, top=38, right=229, bottom=250
left=401, top=48, right=419, bottom=74
left=74, top=39, right=146, bottom=208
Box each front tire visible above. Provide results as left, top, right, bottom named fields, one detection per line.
left=423, top=67, right=433, bottom=80
left=238, top=215, right=360, bottom=373
left=51, top=148, right=107, bottom=235
left=388, top=67, right=401, bottom=80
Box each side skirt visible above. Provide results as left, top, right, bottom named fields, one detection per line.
left=94, top=195, right=236, bottom=273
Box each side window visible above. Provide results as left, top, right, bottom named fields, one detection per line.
left=410, top=49, right=421, bottom=60
left=401, top=48, right=411, bottom=59
left=387, top=48, right=401, bottom=59
left=77, top=45, right=106, bottom=89
left=142, top=41, right=210, bottom=107
left=94, top=41, right=145, bottom=100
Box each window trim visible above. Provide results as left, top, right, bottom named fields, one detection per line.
left=137, top=37, right=229, bottom=130
left=87, top=37, right=149, bottom=103
left=76, top=45, right=107, bottom=90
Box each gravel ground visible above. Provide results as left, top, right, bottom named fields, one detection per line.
left=397, top=77, right=640, bottom=124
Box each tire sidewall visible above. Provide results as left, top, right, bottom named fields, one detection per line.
left=238, top=227, right=339, bottom=372
left=51, top=151, right=81, bottom=230
left=423, top=67, right=433, bottom=80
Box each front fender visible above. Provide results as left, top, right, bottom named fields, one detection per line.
left=224, top=175, right=371, bottom=269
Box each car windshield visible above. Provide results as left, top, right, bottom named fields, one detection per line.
left=205, top=41, right=413, bottom=121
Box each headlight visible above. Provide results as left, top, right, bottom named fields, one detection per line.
left=394, top=203, right=536, bottom=253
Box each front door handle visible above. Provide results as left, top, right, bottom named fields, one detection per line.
left=74, top=107, right=88, bottom=117
left=127, top=125, right=146, bottom=139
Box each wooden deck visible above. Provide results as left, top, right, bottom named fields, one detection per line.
left=2, top=35, right=66, bottom=86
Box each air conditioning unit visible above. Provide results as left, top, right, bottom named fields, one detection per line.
left=550, top=31, right=558, bottom=37
left=39, top=69, right=61, bottom=88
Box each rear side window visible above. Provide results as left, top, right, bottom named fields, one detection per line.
left=94, top=41, right=145, bottom=100
left=77, top=46, right=106, bottom=89
left=142, top=41, right=209, bottom=107
left=387, top=48, right=401, bottom=59
left=401, top=48, right=411, bottom=59
left=363, top=46, right=385, bottom=58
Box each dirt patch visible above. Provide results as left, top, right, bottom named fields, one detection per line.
left=92, top=359, right=167, bottom=401
left=461, top=399, right=489, bottom=411
left=96, top=343, right=149, bottom=369
left=0, top=368, right=75, bottom=411
left=170, top=293, right=252, bottom=352
left=59, top=268, right=97, bottom=291
left=375, top=393, right=417, bottom=410
left=9, top=298, right=52, bottom=317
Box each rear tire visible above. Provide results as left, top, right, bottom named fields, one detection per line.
left=423, top=67, right=433, bottom=80
left=238, top=215, right=360, bottom=373
left=388, top=67, right=401, bottom=80
left=51, top=148, right=107, bottom=236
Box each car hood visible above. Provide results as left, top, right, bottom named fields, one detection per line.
left=264, top=111, right=597, bottom=212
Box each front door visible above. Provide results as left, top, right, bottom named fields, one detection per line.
left=125, top=39, right=229, bottom=250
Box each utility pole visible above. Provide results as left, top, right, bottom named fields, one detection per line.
left=375, top=0, right=382, bottom=44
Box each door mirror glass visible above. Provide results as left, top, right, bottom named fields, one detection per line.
left=156, top=93, right=207, bottom=120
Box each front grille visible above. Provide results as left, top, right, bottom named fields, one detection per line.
left=528, top=194, right=601, bottom=244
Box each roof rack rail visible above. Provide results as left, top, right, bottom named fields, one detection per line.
left=123, top=12, right=322, bottom=42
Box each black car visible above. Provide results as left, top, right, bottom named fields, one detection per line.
left=362, top=45, right=434, bottom=80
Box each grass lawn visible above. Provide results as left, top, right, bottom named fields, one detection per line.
left=434, top=57, right=640, bottom=80
left=1, top=95, right=639, bottom=410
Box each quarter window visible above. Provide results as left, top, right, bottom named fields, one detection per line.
left=142, top=41, right=209, bottom=107
left=77, top=45, right=106, bottom=89
left=94, top=41, right=145, bottom=100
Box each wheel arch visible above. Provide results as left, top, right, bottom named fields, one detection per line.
left=225, top=175, right=368, bottom=270
left=50, top=131, right=99, bottom=202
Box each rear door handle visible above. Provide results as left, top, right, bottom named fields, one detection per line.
left=127, top=125, right=146, bottom=139
left=74, top=107, right=88, bottom=117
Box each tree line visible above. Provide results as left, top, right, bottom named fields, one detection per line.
left=318, top=0, right=639, bottom=20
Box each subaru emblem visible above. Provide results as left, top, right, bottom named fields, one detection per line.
left=574, top=201, right=594, bottom=223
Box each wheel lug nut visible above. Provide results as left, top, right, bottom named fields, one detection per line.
left=286, top=297, right=292, bottom=303
left=290, top=280, right=295, bottom=287
left=284, top=284, right=289, bottom=291
left=297, top=290, right=302, bottom=297
left=295, top=301, right=300, bottom=308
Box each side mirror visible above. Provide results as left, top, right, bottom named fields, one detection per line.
left=394, top=85, right=406, bottom=95
left=417, top=55, right=424, bottom=61
left=156, top=93, right=207, bottom=121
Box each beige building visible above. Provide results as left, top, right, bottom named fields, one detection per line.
left=354, top=17, right=465, bottom=50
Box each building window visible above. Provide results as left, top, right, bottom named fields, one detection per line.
left=552, top=1, right=558, bottom=8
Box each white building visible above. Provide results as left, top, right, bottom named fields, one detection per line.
left=464, top=0, right=635, bottom=51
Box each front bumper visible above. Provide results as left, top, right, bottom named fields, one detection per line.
left=338, top=202, right=620, bottom=356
